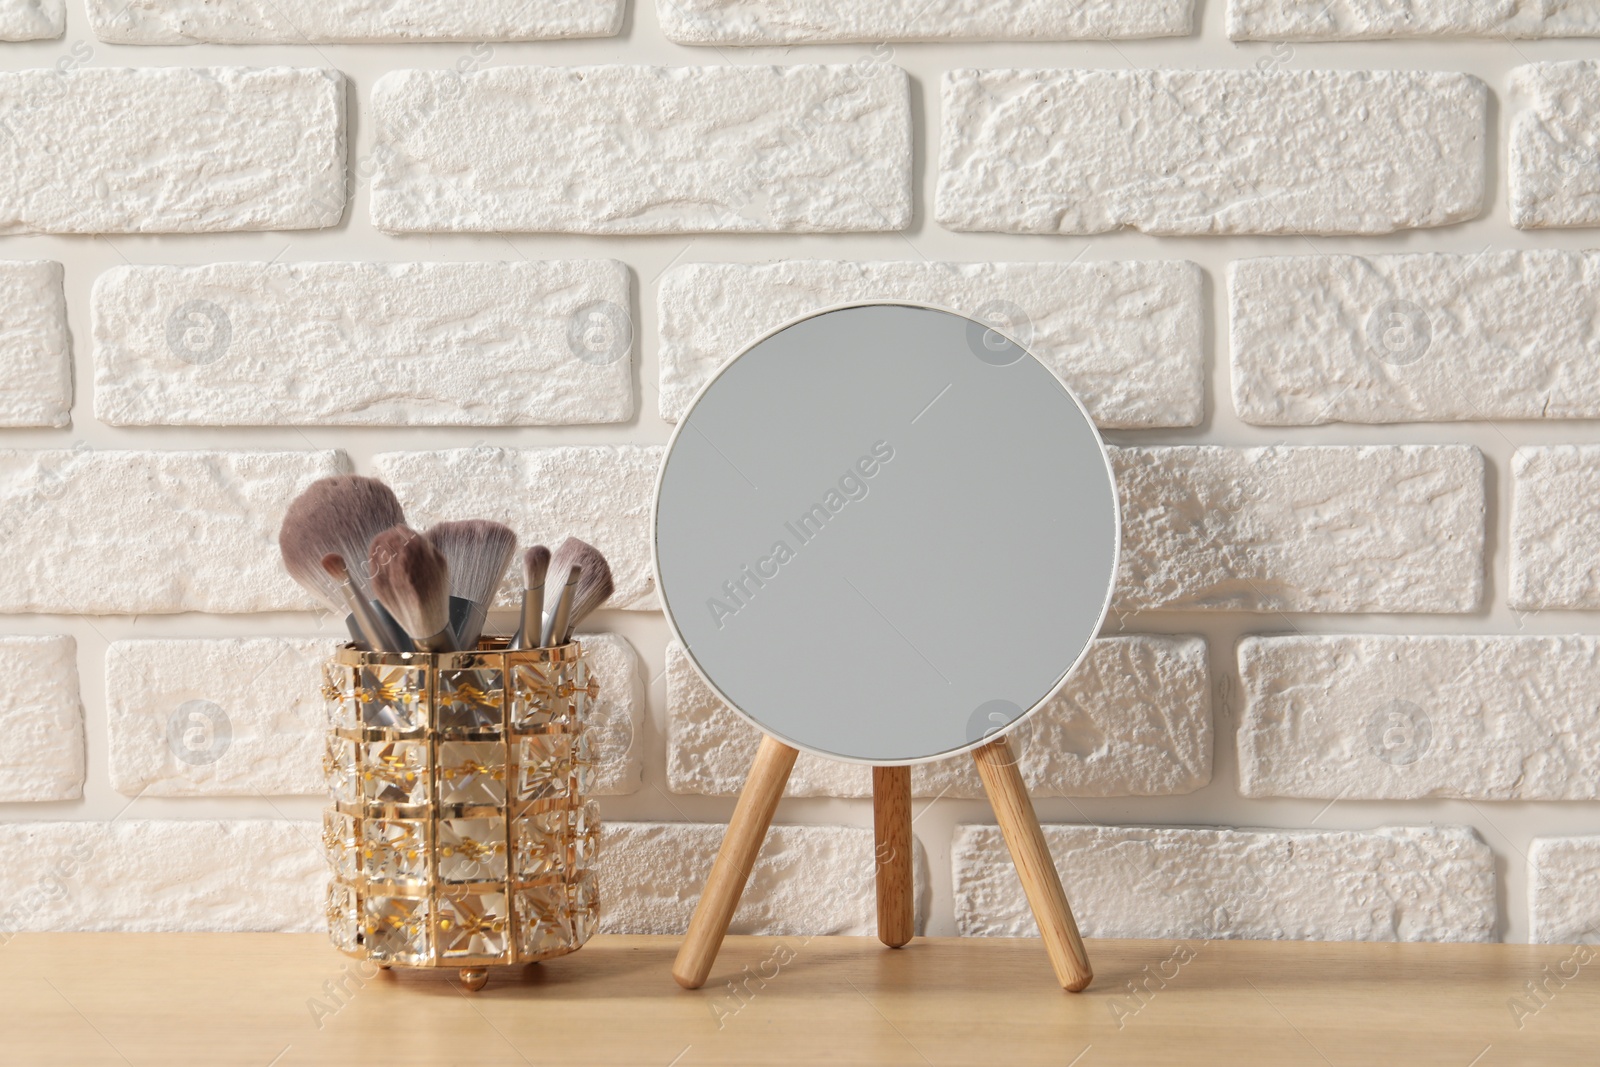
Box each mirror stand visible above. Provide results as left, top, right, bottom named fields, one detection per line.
left=670, top=734, right=1095, bottom=992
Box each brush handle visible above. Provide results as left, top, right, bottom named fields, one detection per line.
left=447, top=595, right=490, bottom=651
left=542, top=570, right=579, bottom=648
left=342, top=615, right=371, bottom=652
left=459, top=602, right=489, bottom=651
left=335, top=580, right=386, bottom=651
left=446, top=596, right=474, bottom=647
left=509, top=582, right=541, bottom=651
left=370, top=599, right=414, bottom=653
left=560, top=611, right=584, bottom=646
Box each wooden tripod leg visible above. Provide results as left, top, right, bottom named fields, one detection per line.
left=872, top=766, right=914, bottom=948
left=972, top=735, right=1093, bottom=992
left=672, top=735, right=799, bottom=989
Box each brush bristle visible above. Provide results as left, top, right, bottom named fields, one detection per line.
left=543, top=537, right=614, bottom=638
left=279, top=475, right=406, bottom=609
left=523, top=545, right=551, bottom=589
left=426, top=520, right=518, bottom=607
left=369, top=525, right=450, bottom=641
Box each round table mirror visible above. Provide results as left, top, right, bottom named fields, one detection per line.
left=653, top=302, right=1119, bottom=765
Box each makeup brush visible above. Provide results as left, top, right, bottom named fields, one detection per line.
left=543, top=565, right=580, bottom=649
left=279, top=475, right=409, bottom=649
left=511, top=545, right=550, bottom=651
left=369, top=525, right=456, bottom=653
left=320, top=553, right=394, bottom=653
left=541, top=537, right=615, bottom=645
left=426, top=520, right=517, bottom=650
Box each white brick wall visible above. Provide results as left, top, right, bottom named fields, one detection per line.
left=660, top=0, right=1195, bottom=43
left=1510, top=62, right=1600, bottom=229
left=1112, top=445, right=1485, bottom=613
left=89, top=0, right=624, bottom=43
left=93, top=261, right=634, bottom=427
left=0, top=0, right=62, bottom=40
left=953, top=824, right=1495, bottom=942
left=1231, top=252, right=1600, bottom=424
left=0, top=67, right=345, bottom=234
left=1510, top=446, right=1600, bottom=610
left=0, top=6, right=1591, bottom=948
left=1229, top=1, right=1600, bottom=40
left=0, top=820, right=324, bottom=933
left=1238, top=635, right=1600, bottom=800
left=370, top=65, right=913, bottom=234
left=1530, top=838, right=1600, bottom=944
left=105, top=637, right=330, bottom=797
left=0, top=636, right=82, bottom=802
left=0, top=450, right=347, bottom=613
left=937, top=69, right=1486, bottom=236
left=657, top=260, right=1204, bottom=427
left=0, top=261, right=70, bottom=428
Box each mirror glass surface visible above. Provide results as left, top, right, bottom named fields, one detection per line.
left=655, top=303, right=1119, bottom=764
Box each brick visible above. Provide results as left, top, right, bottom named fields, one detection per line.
left=953, top=824, right=1494, bottom=942
left=370, top=65, right=911, bottom=235
left=1231, top=251, right=1600, bottom=424
left=0, top=0, right=62, bottom=40
left=1511, top=62, right=1600, bottom=229
left=1510, top=446, right=1600, bottom=609
left=0, top=67, right=344, bottom=235
left=1230, top=1, right=1600, bottom=39
left=89, top=0, right=621, bottom=42
left=93, top=261, right=632, bottom=427
left=1239, top=635, right=1600, bottom=800
left=0, top=820, right=322, bottom=933
left=661, top=0, right=1192, bottom=43
left=668, top=636, right=1211, bottom=798
left=0, top=449, right=348, bottom=614
left=1112, top=445, right=1484, bottom=613
left=599, top=822, right=920, bottom=935
left=1530, top=838, right=1600, bottom=944
left=657, top=260, right=1203, bottom=428
left=0, top=636, right=82, bottom=802
left=104, top=632, right=641, bottom=797
left=107, top=638, right=330, bottom=798
left=937, top=68, right=1485, bottom=236
left=372, top=447, right=662, bottom=611
left=666, top=639, right=859, bottom=798
left=0, top=261, right=70, bottom=428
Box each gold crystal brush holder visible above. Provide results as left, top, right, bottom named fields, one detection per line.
left=320, top=638, right=600, bottom=992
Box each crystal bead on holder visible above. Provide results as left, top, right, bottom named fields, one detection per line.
left=320, top=638, right=599, bottom=991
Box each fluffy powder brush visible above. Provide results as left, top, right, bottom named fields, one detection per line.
left=541, top=537, right=615, bottom=646
left=370, top=525, right=456, bottom=653
left=425, top=519, right=518, bottom=650
left=279, top=475, right=409, bottom=649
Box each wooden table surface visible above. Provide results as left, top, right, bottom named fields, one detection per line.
left=2, top=933, right=1595, bottom=1066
